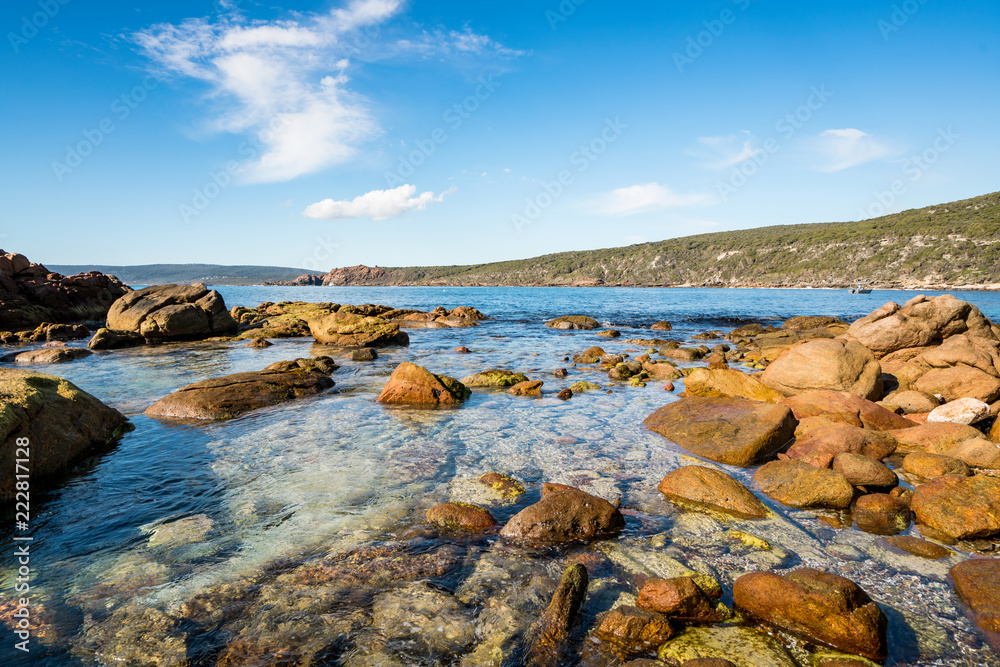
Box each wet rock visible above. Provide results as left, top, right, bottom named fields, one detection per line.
left=783, top=315, right=848, bottom=331
left=658, top=625, right=797, bottom=667
left=637, top=576, right=724, bottom=623
left=0, top=367, right=131, bottom=501
left=75, top=602, right=186, bottom=666
left=753, top=460, right=854, bottom=509
left=8, top=346, right=92, bottom=364
left=651, top=321, right=673, bottom=331
left=231, top=300, right=337, bottom=338
left=573, top=346, right=606, bottom=364
left=141, top=514, right=214, bottom=548
left=662, top=347, right=703, bottom=362
left=882, top=389, right=940, bottom=414
left=644, top=397, right=797, bottom=467
left=308, top=311, right=409, bottom=347
left=462, top=369, right=530, bottom=388
left=880, top=535, right=952, bottom=559
left=346, top=347, right=378, bottom=361
left=642, top=360, right=680, bottom=381
left=570, top=381, right=602, bottom=393
left=479, top=472, right=525, bottom=499
left=377, top=361, right=470, bottom=406
left=810, top=652, right=883, bottom=667
left=501, top=484, right=625, bottom=543
left=781, top=390, right=916, bottom=431
left=913, top=365, right=1000, bottom=403
left=927, top=396, right=990, bottom=424
left=831, top=453, right=898, bottom=488
left=681, top=660, right=738, bottom=667
left=426, top=502, right=497, bottom=531
left=509, top=380, right=544, bottom=397
left=87, top=327, right=145, bottom=350
left=593, top=605, right=675, bottom=656
left=556, top=388, right=572, bottom=400
left=681, top=367, right=782, bottom=402
left=889, top=422, right=983, bottom=454
left=454, top=345, right=471, bottom=353
left=787, top=422, right=897, bottom=468
left=760, top=339, right=882, bottom=400
left=656, top=466, right=769, bottom=519
left=553, top=368, right=568, bottom=378
left=145, top=357, right=336, bottom=420
left=733, top=569, right=887, bottom=662
left=948, top=437, right=1000, bottom=469
left=844, top=294, right=997, bottom=359
left=911, top=474, right=1000, bottom=539
left=245, top=337, right=272, bottom=348
left=526, top=564, right=589, bottom=666
left=902, top=452, right=970, bottom=478
left=545, top=315, right=599, bottom=330
left=597, top=329, right=621, bottom=338
left=729, top=323, right=767, bottom=339
left=371, top=581, right=476, bottom=655
left=106, top=283, right=237, bottom=341
left=853, top=493, right=910, bottom=535
left=949, top=558, right=1000, bottom=649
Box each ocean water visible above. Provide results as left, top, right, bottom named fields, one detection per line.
left=2, top=287, right=1000, bottom=666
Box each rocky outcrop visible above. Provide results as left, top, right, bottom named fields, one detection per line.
left=733, top=569, right=887, bottom=662
left=0, top=368, right=131, bottom=500
left=145, top=358, right=336, bottom=420
left=656, top=466, right=769, bottom=519
left=376, top=362, right=470, bottom=406
left=845, top=294, right=997, bottom=359
left=0, top=250, right=130, bottom=332
left=759, top=339, right=882, bottom=400
left=911, top=474, right=1000, bottom=539
left=105, top=284, right=237, bottom=342
left=644, top=397, right=797, bottom=467
left=500, top=483, right=625, bottom=543
left=308, top=311, right=409, bottom=347
left=545, top=315, right=599, bottom=330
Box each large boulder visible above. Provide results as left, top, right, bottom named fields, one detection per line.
left=657, top=466, right=769, bottom=519
left=644, top=397, right=797, bottom=467
left=927, top=397, right=991, bottom=425
left=682, top=368, right=782, bottom=402
left=911, top=474, right=1000, bottom=539
left=888, top=422, right=983, bottom=454
left=733, top=569, right=887, bottom=662
left=912, top=365, right=1000, bottom=403
left=785, top=422, right=896, bottom=468
left=105, top=284, right=237, bottom=342
left=637, top=576, right=725, bottom=623
left=0, top=250, right=130, bottom=331
left=0, top=368, right=131, bottom=501
left=500, top=483, right=625, bottom=543
left=759, top=339, right=882, bottom=400
left=145, top=358, right=336, bottom=420
left=376, top=362, right=470, bottom=406
left=845, top=294, right=997, bottom=359
left=308, top=311, right=408, bottom=347
left=545, top=315, right=599, bottom=330
left=753, top=460, right=854, bottom=509
left=781, top=390, right=916, bottom=431
left=87, top=328, right=145, bottom=350
left=950, top=559, right=1000, bottom=650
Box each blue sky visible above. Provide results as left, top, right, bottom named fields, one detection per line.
left=2, top=0, right=998, bottom=270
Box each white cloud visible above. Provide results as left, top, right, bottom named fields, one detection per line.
left=395, top=28, right=527, bottom=60
left=303, top=184, right=456, bottom=220
left=689, top=131, right=761, bottom=170
left=593, top=183, right=715, bottom=217
left=812, top=128, right=891, bottom=172
left=133, top=1, right=521, bottom=183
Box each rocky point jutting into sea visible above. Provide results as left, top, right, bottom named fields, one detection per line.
left=1, top=251, right=1000, bottom=666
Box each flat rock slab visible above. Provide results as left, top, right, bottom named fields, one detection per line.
left=145, top=357, right=337, bottom=420
left=754, top=460, right=854, bottom=509
left=644, top=397, right=797, bottom=467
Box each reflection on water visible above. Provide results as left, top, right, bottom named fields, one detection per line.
left=3, top=287, right=1000, bottom=666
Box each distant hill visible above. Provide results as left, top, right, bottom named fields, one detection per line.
left=48, top=263, right=311, bottom=286
left=302, top=191, right=1000, bottom=289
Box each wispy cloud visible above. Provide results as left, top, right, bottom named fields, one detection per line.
left=303, top=184, right=456, bottom=220
left=811, top=128, right=891, bottom=172
left=592, top=182, right=715, bottom=217
left=132, top=1, right=522, bottom=183
left=688, top=131, right=760, bottom=170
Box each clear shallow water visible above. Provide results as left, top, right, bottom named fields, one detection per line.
left=2, top=287, right=1000, bottom=666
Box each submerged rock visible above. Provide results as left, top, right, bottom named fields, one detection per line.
left=733, top=568, right=887, bottom=662
left=658, top=625, right=797, bottom=667
left=950, top=558, right=1000, bottom=650
left=545, top=315, right=599, bottom=330
left=377, top=362, right=470, bottom=406
left=880, top=535, right=952, bottom=560
left=644, top=397, right=797, bottom=467
left=106, top=283, right=238, bottom=341
left=656, top=466, right=769, bottom=519
left=479, top=472, right=526, bottom=499
left=145, top=357, right=336, bottom=420
left=526, top=564, right=589, bottom=666
left=500, top=483, right=625, bottom=543
left=346, top=347, right=378, bottom=361
left=0, top=367, right=131, bottom=501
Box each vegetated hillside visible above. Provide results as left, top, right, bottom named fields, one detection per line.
left=48, top=264, right=311, bottom=286
left=318, top=191, right=1000, bottom=287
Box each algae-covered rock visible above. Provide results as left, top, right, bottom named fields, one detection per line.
left=658, top=625, right=797, bottom=667
left=461, top=369, right=529, bottom=388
